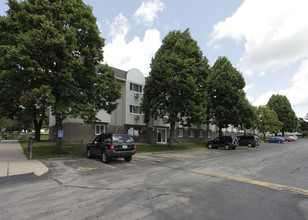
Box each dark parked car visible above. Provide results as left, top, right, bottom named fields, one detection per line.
left=237, top=135, right=260, bottom=147
left=87, top=133, right=136, bottom=163
left=265, top=137, right=285, bottom=143
left=207, top=136, right=238, bottom=150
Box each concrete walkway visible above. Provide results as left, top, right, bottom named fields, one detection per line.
left=0, top=140, right=48, bottom=177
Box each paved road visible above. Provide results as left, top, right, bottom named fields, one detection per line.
left=0, top=139, right=308, bottom=219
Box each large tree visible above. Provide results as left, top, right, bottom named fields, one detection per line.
left=141, top=29, right=210, bottom=147
left=256, top=105, right=282, bottom=140
left=0, top=0, right=120, bottom=141
left=267, top=94, right=297, bottom=136
left=207, top=56, right=247, bottom=135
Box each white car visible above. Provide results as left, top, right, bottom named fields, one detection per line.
left=287, top=135, right=298, bottom=141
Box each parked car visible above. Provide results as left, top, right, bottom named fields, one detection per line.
left=287, top=135, right=298, bottom=141
left=87, top=133, right=136, bottom=163
left=207, top=136, right=238, bottom=150
left=265, top=137, right=285, bottom=143
left=284, top=137, right=293, bottom=142
left=237, top=135, right=260, bottom=147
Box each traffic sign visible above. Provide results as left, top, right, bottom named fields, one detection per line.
left=58, top=130, right=64, bottom=138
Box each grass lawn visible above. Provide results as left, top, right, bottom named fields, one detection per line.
left=19, top=139, right=85, bottom=159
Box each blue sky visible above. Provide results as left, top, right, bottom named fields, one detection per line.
left=1, top=0, right=308, bottom=118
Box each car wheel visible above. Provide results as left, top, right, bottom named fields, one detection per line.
left=86, top=148, right=92, bottom=159
left=225, top=144, right=230, bottom=150
left=124, top=155, right=132, bottom=162
left=102, top=151, right=110, bottom=164
left=248, top=143, right=252, bottom=147
left=279, top=141, right=282, bottom=144
left=208, top=143, right=213, bottom=149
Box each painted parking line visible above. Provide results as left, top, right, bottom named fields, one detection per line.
left=90, top=160, right=117, bottom=169
left=192, top=169, right=308, bottom=197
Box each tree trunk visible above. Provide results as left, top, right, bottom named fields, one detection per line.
left=219, top=125, right=223, bottom=136
left=33, top=108, right=45, bottom=141
left=168, top=121, right=175, bottom=148
left=263, top=132, right=266, bottom=141
left=33, top=120, right=42, bottom=141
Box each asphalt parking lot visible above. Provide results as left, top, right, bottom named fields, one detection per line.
left=1, top=140, right=308, bottom=220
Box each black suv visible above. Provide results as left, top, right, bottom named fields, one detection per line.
left=207, top=136, right=238, bottom=150
left=237, top=135, right=259, bottom=147
left=87, top=133, right=136, bottom=163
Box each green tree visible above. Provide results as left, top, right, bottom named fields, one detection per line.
left=256, top=105, right=282, bottom=140
left=141, top=29, right=210, bottom=147
left=0, top=0, right=120, bottom=141
left=267, top=94, right=297, bottom=136
left=298, top=114, right=308, bottom=136
left=238, top=99, right=258, bottom=132
left=207, top=56, right=247, bottom=135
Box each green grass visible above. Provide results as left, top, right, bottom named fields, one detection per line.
left=19, top=139, right=86, bottom=159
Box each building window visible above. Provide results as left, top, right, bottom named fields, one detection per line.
left=208, top=130, right=212, bottom=138
left=178, top=129, right=183, bottom=138
left=95, top=124, right=105, bottom=135
left=189, top=130, right=194, bottom=138
left=129, top=105, right=142, bottom=114
left=157, top=128, right=167, bottom=143
left=130, top=83, right=142, bottom=93
left=199, top=131, right=203, bottom=138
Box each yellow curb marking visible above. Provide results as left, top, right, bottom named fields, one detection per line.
left=90, top=160, right=117, bottom=169
left=76, top=167, right=96, bottom=171
left=192, top=169, right=308, bottom=197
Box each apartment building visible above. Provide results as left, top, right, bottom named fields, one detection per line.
left=49, top=67, right=254, bottom=143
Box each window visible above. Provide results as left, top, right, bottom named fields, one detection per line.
left=208, top=130, right=212, bottom=138
left=178, top=129, right=183, bottom=138
left=189, top=130, right=194, bottom=138
left=95, top=124, right=105, bottom=135
left=157, top=128, right=167, bottom=143
left=129, top=105, right=142, bottom=114
left=199, top=131, right=203, bottom=138
left=130, top=83, right=142, bottom=93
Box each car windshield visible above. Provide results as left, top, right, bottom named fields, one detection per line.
left=113, top=134, right=134, bottom=144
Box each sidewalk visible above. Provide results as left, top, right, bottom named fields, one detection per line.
left=0, top=140, right=49, bottom=177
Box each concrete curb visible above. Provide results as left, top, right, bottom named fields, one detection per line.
left=0, top=160, right=49, bottom=177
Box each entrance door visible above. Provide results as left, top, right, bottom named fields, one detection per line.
left=157, top=128, right=167, bottom=143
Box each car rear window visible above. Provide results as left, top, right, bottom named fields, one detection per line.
left=112, top=134, right=134, bottom=144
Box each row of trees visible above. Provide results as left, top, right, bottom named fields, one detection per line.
left=141, top=29, right=257, bottom=147
left=142, top=29, right=299, bottom=146
left=0, top=1, right=301, bottom=146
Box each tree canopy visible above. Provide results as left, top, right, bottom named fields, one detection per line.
left=267, top=94, right=297, bottom=136
left=0, top=0, right=120, bottom=140
left=141, top=29, right=210, bottom=147
left=256, top=105, right=282, bottom=140
left=207, top=56, right=248, bottom=135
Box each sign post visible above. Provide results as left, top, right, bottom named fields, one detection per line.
left=58, top=130, right=64, bottom=157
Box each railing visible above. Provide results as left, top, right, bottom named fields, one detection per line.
left=28, top=138, right=84, bottom=159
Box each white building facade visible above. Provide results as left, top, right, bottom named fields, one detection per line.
left=49, top=67, right=259, bottom=143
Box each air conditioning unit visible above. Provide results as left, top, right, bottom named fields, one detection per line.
left=134, top=115, right=140, bottom=120
left=134, top=93, right=139, bottom=98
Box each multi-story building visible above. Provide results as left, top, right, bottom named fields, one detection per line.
left=49, top=67, right=257, bottom=143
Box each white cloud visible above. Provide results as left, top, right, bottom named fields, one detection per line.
left=252, top=59, right=308, bottom=111
left=253, top=91, right=276, bottom=107
left=244, top=84, right=254, bottom=92
left=104, top=14, right=162, bottom=75
left=109, top=13, right=130, bottom=39
left=280, top=59, right=308, bottom=106
left=134, top=0, right=165, bottom=26
left=209, top=0, right=308, bottom=75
